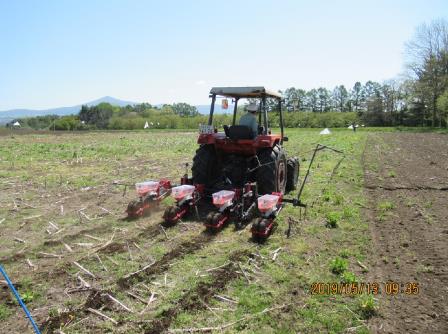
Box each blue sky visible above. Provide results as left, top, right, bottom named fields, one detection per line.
left=0, top=0, right=447, bottom=110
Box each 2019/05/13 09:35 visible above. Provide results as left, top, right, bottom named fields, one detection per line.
left=310, top=282, right=420, bottom=296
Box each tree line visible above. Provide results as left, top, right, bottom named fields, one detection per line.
left=9, top=102, right=203, bottom=130
left=10, top=101, right=358, bottom=130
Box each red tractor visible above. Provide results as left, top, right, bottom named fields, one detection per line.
left=190, top=87, right=299, bottom=236
left=192, top=86, right=298, bottom=197
left=128, top=86, right=300, bottom=240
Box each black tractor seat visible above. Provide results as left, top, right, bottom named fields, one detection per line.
left=224, top=125, right=255, bottom=140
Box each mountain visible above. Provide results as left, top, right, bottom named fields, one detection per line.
left=0, top=97, right=230, bottom=125
left=0, top=96, right=136, bottom=124
left=85, top=96, right=135, bottom=107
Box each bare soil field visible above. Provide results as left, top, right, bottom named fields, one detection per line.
left=364, top=132, right=448, bottom=333
left=0, top=129, right=446, bottom=334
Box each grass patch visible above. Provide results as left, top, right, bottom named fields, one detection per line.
left=377, top=201, right=395, bottom=212
left=330, top=257, right=348, bottom=274
left=0, top=304, right=13, bottom=321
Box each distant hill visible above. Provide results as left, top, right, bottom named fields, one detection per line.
left=0, top=96, right=136, bottom=124
left=0, top=97, right=232, bottom=125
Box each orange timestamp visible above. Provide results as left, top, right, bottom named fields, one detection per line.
left=310, top=282, right=419, bottom=296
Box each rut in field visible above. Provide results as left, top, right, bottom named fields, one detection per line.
left=142, top=249, right=250, bottom=334
left=118, top=231, right=216, bottom=288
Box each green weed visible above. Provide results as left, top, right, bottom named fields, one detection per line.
left=339, top=249, right=351, bottom=258
left=417, top=264, right=434, bottom=273
left=330, top=257, right=348, bottom=274
left=340, top=271, right=357, bottom=283
left=387, top=170, right=396, bottom=178
left=377, top=201, right=395, bottom=212
left=325, top=212, right=341, bottom=228
left=358, top=295, right=378, bottom=319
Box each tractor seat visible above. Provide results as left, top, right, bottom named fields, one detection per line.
left=227, top=125, right=254, bottom=140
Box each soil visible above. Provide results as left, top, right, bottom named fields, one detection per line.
left=363, top=133, right=448, bottom=333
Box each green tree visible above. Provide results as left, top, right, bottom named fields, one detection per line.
left=172, top=103, right=199, bottom=117
left=436, top=89, right=448, bottom=127
left=317, top=87, right=331, bottom=112
left=333, top=85, right=349, bottom=112
left=405, top=19, right=448, bottom=127
left=306, top=89, right=319, bottom=112
left=79, top=103, right=114, bottom=128
left=350, top=82, right=364, bottom=112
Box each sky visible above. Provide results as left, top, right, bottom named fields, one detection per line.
left=0, top=0, right=447, bottom=110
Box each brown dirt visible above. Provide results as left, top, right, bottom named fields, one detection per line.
left=363, top=133, right=448, bottom=334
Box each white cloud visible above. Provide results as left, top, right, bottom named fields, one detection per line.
left=195, top=80, right=206, bottom=86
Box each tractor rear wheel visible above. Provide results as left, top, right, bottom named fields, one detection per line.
left=192, top=144, right=217, bottom=186
left=256, top=145, right=287, bottom=195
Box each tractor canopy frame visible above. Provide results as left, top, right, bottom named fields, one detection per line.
left=208, top=86, right=285, bottom=143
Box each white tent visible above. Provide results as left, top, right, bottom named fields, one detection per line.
left=319, top=128, right=331, bottom=135
left=144, top=121, right=149, bottom=129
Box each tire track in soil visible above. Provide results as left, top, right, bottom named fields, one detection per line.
left=118, top=232, right=216, bottom=288
left=141, top=249, right=250, bottom=334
